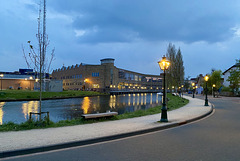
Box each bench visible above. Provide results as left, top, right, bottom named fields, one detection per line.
left=81, top=112, right=118, bottom=119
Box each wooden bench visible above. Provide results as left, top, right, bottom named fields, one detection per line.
left=81, top=112, right=118, bottom=119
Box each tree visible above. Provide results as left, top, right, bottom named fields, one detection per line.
left=227, top=59, right=240, bottom=95
left=22, top=0, right=55, bottom=120
left=175, top=48, right=185, bottom=87
left=210, top=70, right=222, bottom=89
left=165, top=43, right=185, bottom=90
left=166, top=43, right=176, bottom=89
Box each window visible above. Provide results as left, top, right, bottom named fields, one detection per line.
left=118, top=70, right=125, bottom=79
left=134, top=75, right=138, bottom=81
left=93, top=84, right=99, bottom=88
left=92, top=72, right=99, bottom=77
left=75, top=74, right=82, bottom=78
left=139, top=76, right=142, bottom=81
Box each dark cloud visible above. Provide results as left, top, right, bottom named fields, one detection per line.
left=48, top=0, right=239, bottom=43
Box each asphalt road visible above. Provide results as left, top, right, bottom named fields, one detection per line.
left=3, top=95, right=240, bottom=161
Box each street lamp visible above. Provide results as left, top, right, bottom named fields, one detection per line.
left=204, top=75, right=209, bottom=106
left=29, top=76, right=33, bottom=90
left=181, top=85, right=184, bottom=97
left=158, top=55, right=170, bottom=122
left=192, top=83, right=195, bottom=98
left=84, top=79, right=88, bottom=91
left=0, top=74, right=3, bottom=91
left=212, top=84, right=216, bottom=97
left=195, top=85, right=198, bottom=95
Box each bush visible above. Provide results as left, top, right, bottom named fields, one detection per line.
left=221, top=86, right=232, bottom=92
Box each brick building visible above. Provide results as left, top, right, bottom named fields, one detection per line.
left=52, top=58, right=163, bottom=92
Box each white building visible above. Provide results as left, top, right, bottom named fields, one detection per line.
left=34, top=79, right=63, bottom=92
left=222, top=63, right=240, bottom=87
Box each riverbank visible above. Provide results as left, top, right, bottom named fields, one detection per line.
left=0, top=94, right=189, bottom=132
left=0, top=90, right=105, bottom=102
left=0, top=96, right=212, bottom=157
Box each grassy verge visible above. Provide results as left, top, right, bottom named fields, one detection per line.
left=0, top=94, right=189, bottom=132
left=0, top=90, right=105, bottom=101
left=115, top=94, right=189, bottom=119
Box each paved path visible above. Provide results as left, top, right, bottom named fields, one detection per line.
left=0, top=95, right=212, bottom=158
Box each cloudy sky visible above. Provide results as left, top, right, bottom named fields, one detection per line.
left=1, top=0, right=240, bottom=78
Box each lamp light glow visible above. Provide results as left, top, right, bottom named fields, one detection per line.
left=204, top=75, right=209, bottom=82
left=158, top=56, right=170, bottom=70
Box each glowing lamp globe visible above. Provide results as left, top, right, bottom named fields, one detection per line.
left=158, top=56, right=170, bottom=70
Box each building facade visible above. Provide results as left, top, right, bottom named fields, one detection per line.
left=52, top=58, right=163, bottom=92
left=0, top=69, right=62, bottom=92
left=222, top=63, right=240, bottom=87
left=0, top=69, right=35, bottom=90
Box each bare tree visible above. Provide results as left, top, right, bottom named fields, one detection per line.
left=22, top=0, right=55, bottom=120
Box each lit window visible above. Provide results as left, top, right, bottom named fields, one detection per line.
left=93, top=84, right=99, bottom=88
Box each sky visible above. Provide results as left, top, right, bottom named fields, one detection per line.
left=0, top=0, right=240, bottom=78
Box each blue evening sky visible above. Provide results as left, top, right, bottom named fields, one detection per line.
left=1, top=0, right=240, bottom=78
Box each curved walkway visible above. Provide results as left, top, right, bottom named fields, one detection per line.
left=0, top=96, right=213, bottom=158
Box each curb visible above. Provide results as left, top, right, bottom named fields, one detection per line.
left=0, top=104, right=214, bottom=159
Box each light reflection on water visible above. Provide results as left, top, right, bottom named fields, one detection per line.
left=0, top=93, right=162, bottom=124
left=22, top=101, right=39, bottom=120
left=0, top=102, right=5, bottom=125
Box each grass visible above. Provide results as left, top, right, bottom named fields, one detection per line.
left=0, top=90, right=105, bottom=101
left=0, top=93, right=189, bottom=132
left=115, top=93, right=189, bottom=120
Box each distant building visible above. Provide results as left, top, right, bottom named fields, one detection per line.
left=222, top=63, right=240, bottom=87
left=0, top=69, right=35, bottom=90
left=34, top=79, right=63, bottom=92
left=52, top=58, right=163, bottom=92
left=0, top=69, right=61, bottom=91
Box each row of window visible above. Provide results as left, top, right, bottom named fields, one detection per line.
left=61, top=75, right=82, bottom=79
left=63, top=82, right=83, bottom=86
left=61, top=72, right=100, bottom=80
left=119, top=70, right=162, bottom=82
left=92, top=72, right=100, bottom=77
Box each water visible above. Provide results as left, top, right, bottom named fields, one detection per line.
left=0, top=93, right=162, bottom=124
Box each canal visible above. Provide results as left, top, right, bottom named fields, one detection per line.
left=0, top=93, right=162, bottom=124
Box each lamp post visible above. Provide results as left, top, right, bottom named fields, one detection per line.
left=192, top=83, right=195, bottom=98
left=195, top=85, right=198, bottom=95
left=0, top=74, right=3, bottom=91
left=158, top=55, right=170, bottom=122
left=204, top=75, right=209, bottom=106
left=181, top=85, right=184, bottom=97
left=29, top=76, right=33, bottom=90
left=84, top=79, right=88, bottom=91
left=212, top=84, right=216, bottom=97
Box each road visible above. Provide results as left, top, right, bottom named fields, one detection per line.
left=3, top=95, right=240, bottom=161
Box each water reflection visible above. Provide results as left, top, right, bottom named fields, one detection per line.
left=0, top=102, right=5, bottom=125
left=22, top=101, right=39, bottom=120
left=109, top=95, right=116, bottom=109
left=1, top=93, right=162, bottom=124
left=81, top=97, right=90, bottom=114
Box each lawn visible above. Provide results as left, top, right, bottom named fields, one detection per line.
left=0, top=90, right=104, bottom=101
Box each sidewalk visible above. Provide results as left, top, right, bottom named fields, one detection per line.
left=0, top=96, right=213, bottom=158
